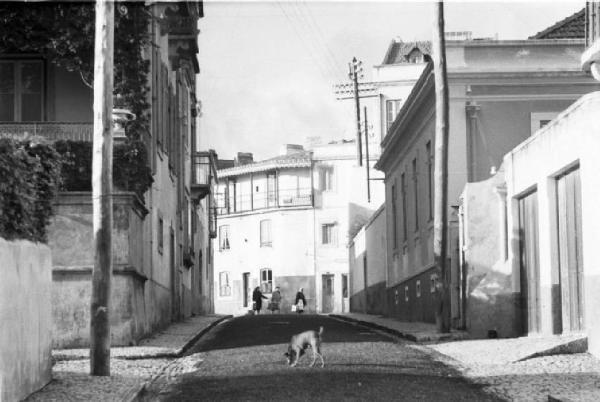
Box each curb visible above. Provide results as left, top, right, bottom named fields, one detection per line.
left=329, top=314, right=466, bottom=343
left=175, top=315, right=233, bottom=357
left=127, top=315, right=232, bottom=401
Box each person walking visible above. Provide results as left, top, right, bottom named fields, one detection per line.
left=294, top=287, right=306, bottom=314
left=252, top=286, right=267, bottom=315
left=269, top=286, right=282, bottom=314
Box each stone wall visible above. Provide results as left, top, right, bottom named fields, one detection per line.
left=0, top=239, right=52, bottom=401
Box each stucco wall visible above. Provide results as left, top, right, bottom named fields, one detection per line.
left=349, top=205, right=387, bottom=315
left=460, top=173, right=521, bottom=338
left=0, top=239, right=52, bottom=402
left=48, top=192, right=150, bottom=347
left=502, top=92, right=600, bottom=356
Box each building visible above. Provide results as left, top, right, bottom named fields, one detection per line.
left=213, top=141, right=382, bottom=315
left=459, top=3, right=600, bottom=355
left=0, top=1, right=217, bottom=347
left=374, top=17, right=600, bottom=332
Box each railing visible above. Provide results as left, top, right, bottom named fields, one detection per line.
left=216, top=187, right=313, bottom=215
left=0, top=122, right=93, bottom=142
left=587, top=2, right=600, bottom=47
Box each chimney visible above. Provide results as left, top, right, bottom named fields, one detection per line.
left=279, top=144, right=304, bottom=155
left=235, top=152, right=253, bottom=166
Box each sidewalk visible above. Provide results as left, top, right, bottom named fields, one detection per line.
left=331, top=312, right=600, bottom=402
left=26, top=314, right=231, bottom=402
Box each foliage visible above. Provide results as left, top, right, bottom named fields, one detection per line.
left=0, top=2, right=152, bottom=142
left=0, top=138, right=62, bottom=243
left=54, top=140, right=153, bottom=199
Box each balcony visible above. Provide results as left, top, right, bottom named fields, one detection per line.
left=191, top=151, right=218, bottom=202
left=163, top=16, right=199, bottom=37
left=0, top=122, right=92, bottom=142
left=216, top=187, right=313, bottom=216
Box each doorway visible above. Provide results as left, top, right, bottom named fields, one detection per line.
left=322, top=274, right=334, bottom=313
left=556, top=167, right=585, bottom=333
left=518, top=190, right=541, bottom=334
left=243, top=273, right=250, bottom=308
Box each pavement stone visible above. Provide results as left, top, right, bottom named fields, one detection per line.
left=331, top=313, right=600, bottom=402
left=28, top=314, right=231, bottom=402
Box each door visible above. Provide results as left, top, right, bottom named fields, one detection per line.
left=518, top=191, right=541, bottom=334
left=556, top=167, right=585, bottom=332
left=242, top=273, right=250, bottom=308
left=322, top=274, right=334, bottom=313
left=341, top=274, right=348, bottom=313
left=267, top=172, right=276, bottom=207
left=170, top=227, right=180, bottom=320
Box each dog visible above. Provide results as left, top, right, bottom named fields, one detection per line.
left=284, top=326, right=324, bottom=367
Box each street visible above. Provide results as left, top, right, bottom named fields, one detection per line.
left=142, top=315, right=500, bottom=401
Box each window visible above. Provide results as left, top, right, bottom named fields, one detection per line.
left=416, top=280, right=421, bottom=298
left=401, top=173, right=408, bottom=242
left=530, top=112, right=558, bottom=135
left=391, top=180, right=398, bottom=249
left=219, top=271, right=231, bottom=297
left=0, top=60, right=43, bottom=122
left=319, top=166, right=334, bottom=191
left=404, top=285, right=409, bottom=302
left=426, top=141, right=433, bottom=220
left=412, top=157, right=419, bottom=231
left=260, top=219, right=272, bottom=247
left=157, top=215, right=164, bottom=254
left=260, top=268, right=273, bottom=293
left=386, top=99, right=402, bottom=131
left=219, top=225, right=230, bottom=251
left=321, top=223, right=337, bottom=245
left=407, top=48, right=423, bottom=63
left=430, top=273, right=438, bottom=293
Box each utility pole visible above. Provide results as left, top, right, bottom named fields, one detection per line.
left=348, top=57, right=364, bottom=166
left=432, top=0, right=450, bottom=333
left=363, top=106, right=371, bottom=203
left=90, top=0, right=114, bottom=376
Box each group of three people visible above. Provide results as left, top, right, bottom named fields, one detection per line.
left=252, top=286, right=306, bottom=314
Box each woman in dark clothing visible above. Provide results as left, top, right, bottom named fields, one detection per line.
left=252, top=286, right=268, bottom=315
left=294, top=287, right=306, bottom=314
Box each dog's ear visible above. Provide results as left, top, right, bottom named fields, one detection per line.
left=284, top=352, right=289, bottom=357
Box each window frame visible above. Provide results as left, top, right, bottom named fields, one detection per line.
left=219, top=271, right=231, bottom=297
left=260, top=219, right=272, bottom=247
left=385, top=99, right=402, bottom=131
left=321, top=223, right=337, bottom=246
left=260, top=268, right=273, bottom=294
left=0, top=59, right=45, bottom=122
left=219, top=224, right=230, bottom=251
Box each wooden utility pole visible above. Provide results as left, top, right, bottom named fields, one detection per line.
left=363, top=106, right=371, bottom=203
left=90, top=0, right=114, bottom=376
left=348, top=57, right=364, bottom=166
left=432, top=1, right=450, bottom=333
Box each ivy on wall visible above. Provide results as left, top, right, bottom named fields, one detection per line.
left=0, top=2, right=152, bottom=142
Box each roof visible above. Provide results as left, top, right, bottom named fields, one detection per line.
left=217, top=151, right=312, bottom=178
left=382, top=40, right=432, bottom=65
left=529, top=8, right=585, bottom=39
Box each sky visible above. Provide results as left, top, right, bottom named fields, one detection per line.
left=197, top=0, right=585, bottom=160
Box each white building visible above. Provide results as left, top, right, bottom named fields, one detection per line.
left=213, top=142, right=383, bottom=315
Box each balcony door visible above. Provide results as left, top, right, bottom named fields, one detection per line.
left=267, top=172, right=276, bottom=208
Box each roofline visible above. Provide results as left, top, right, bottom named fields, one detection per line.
left=528, top=8, right=584, bottom=40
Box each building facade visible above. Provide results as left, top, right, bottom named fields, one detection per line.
left=214, top=141, right=382, bottom=315
left=0, top=1, right=217, bottom=347
left=375, top=34, right=600, bottom=331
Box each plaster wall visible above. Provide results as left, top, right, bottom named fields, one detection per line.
left=214, top=207, right=316, bottom=315
left=0, top=239, right=52, bottom=402
left=502, top=92, right=600, bottom=356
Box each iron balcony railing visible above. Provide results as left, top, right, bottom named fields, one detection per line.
left=192, top=151, right=218, bottom=187
left=0, top=122, right=93, bottom=142
left=216, top=187, right=313, bottom=215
